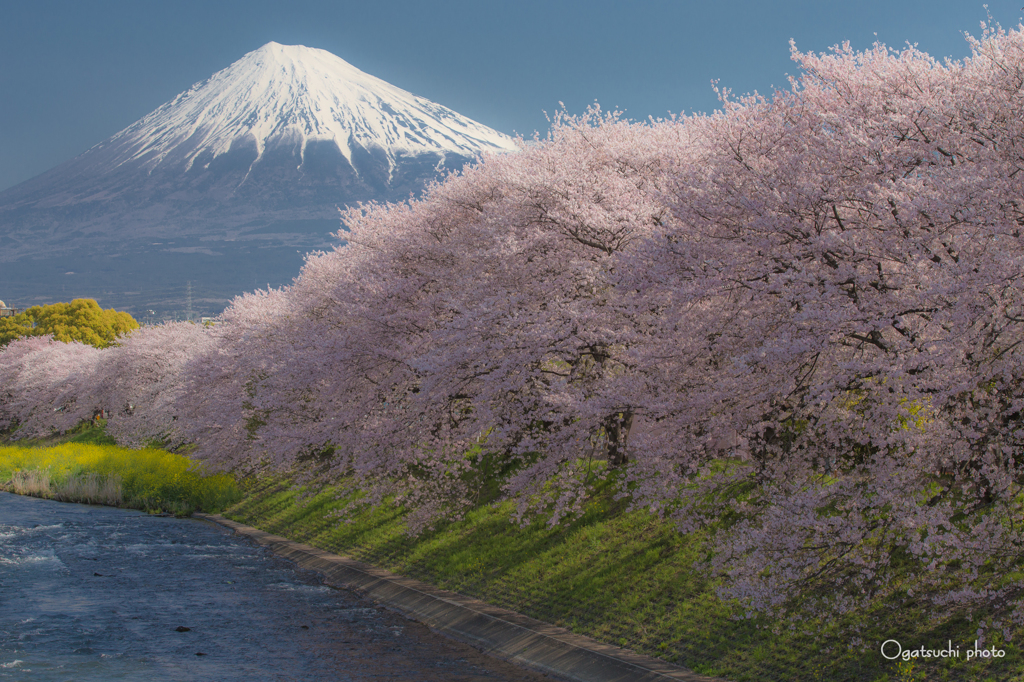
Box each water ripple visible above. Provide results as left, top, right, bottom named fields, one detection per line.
left=0, top=491, right=548, bottom=681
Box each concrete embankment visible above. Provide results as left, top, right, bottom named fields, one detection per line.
left=197, top=513, right=726, bottom=682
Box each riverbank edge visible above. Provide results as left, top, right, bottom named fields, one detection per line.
left=196, top=512, right=724, bottom=682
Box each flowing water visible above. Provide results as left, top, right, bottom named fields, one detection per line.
left=0, top=492, right=551, bottom=681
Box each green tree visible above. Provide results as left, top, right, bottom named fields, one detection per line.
left=0, top=299, right=139, bottom=348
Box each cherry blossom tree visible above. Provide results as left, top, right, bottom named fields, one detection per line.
left=618, top=24, right=1024, bottom=629
left=177, top=287, right=297, bottom=472
left=204, top=108, right=684, bottom=527
left=97, top=321, right=215, bottom=448
left=0, top=336, right=104, bottom=437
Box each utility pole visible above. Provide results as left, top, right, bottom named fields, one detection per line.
left=186, top=281, right=194, bottom=322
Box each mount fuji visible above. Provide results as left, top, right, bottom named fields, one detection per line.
left=0, top=42, right=517, bottom=317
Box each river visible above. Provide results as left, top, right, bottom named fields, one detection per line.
left=0, top=491, right=551, bottom=681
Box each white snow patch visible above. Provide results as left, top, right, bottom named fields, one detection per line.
left=102, top=42, right=517, bottom=176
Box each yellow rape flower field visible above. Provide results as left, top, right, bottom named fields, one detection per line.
left=0, top=441, right=240, bottom=515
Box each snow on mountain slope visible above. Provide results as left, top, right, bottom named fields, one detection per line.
left=102, top=42, right=517, bottom=179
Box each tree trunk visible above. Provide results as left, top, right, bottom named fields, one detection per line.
left=606, top=410, right=634, bottom=468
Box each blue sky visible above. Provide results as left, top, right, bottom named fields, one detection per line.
left=0, top=0, right=1018, bottom=191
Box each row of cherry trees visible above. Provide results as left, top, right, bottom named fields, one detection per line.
left=5, top=25, right=1024, bottom=630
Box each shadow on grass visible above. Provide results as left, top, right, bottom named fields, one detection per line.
left=226, top=476, right=1023, bottom=682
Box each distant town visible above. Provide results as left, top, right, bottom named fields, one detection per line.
left=0, top=297, right=213, bottom=325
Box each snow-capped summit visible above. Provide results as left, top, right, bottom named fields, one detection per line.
left=106, top=42, right=517, bottom=179
left=0, top=43, right=517, bottom=316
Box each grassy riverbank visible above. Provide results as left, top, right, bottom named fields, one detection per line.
left=0, top=424, right=240, bottom=515
left=1, top=423, right=1018, bottom=681
left=224, top=477, right=1021, bottom=682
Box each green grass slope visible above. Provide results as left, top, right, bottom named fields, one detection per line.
left=225, top=477, right=1023, bottom=682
